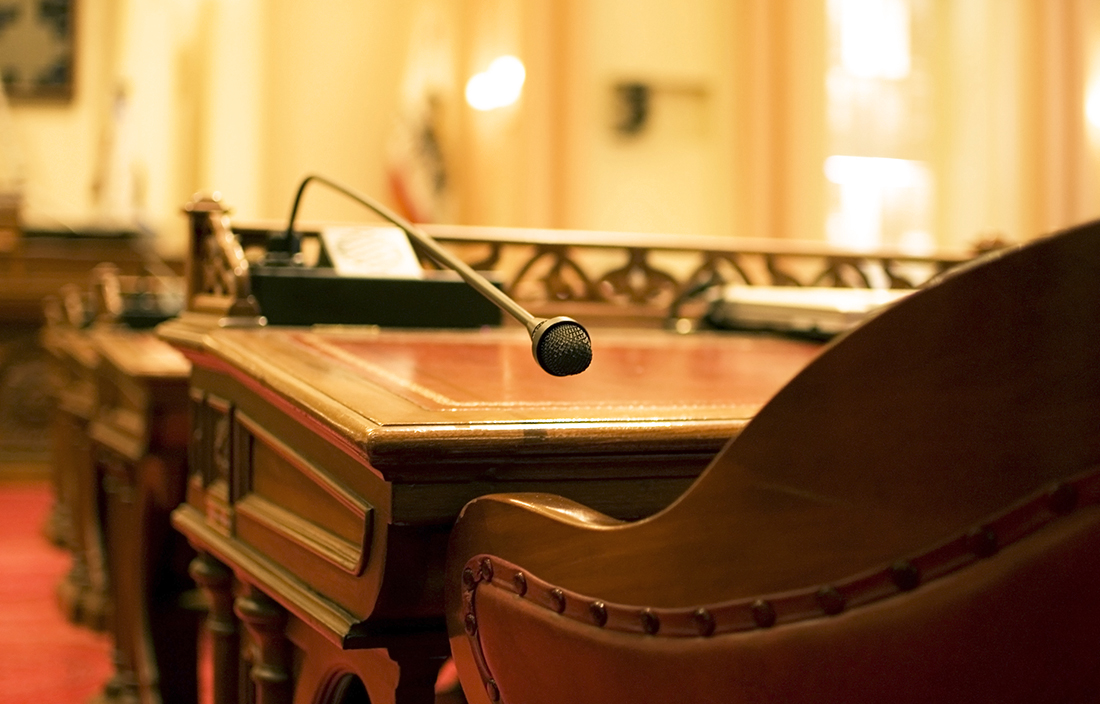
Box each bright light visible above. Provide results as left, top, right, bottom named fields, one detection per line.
left=825, top=155, right=924, bottom=187
left=825, top=155, right=930, bottom=250
left=1087, top=85, right=1100, bottom=129
left=836, top=0, right=911, bottom=80
left=465, top=55, right=526, bottom=111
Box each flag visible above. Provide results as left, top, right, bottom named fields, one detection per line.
left=386, top=0, right=454, bottom=224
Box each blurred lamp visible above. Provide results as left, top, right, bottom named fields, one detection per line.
left=466, top=55, right=526, bottom=111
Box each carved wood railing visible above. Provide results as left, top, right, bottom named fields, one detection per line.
left=184, top=193, right=975, bottom=328
left=417, top=225, right=972, bottom=324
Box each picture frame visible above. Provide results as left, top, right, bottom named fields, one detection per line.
left=0, top=0, right=74, bottom=101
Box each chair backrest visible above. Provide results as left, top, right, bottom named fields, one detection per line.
left=446, top=220, right=1100, bottom=704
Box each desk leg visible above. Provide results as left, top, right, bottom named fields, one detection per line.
left=191, top=553, right=239, bottom=704
left=236, top=587, right=292, bottom=704
left=388, top=644, right=451, bottom=704
left=80, top=443, right=110, bottom=631
left=57, top=416, right=109, bottom=631
left=101, top=454, right=140, bottom=704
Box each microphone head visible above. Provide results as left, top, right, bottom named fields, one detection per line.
left=530, top=317, right=592, bottom=376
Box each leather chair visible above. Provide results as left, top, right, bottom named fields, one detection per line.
left=445, top=220, right=1100, bottom=704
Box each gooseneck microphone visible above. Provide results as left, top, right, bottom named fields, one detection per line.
left=285, top=174, right=592, bottom=376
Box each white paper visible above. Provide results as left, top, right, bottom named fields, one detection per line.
left=320, top=226, right=424, bottom=278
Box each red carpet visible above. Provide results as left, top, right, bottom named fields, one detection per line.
left=0, top=481, right=112, bottom=704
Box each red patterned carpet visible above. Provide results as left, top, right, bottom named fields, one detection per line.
left=0, top=481, right=113, bottom=704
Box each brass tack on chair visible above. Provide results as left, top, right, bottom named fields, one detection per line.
left=966, top=526, right=998, bottom=558
left=479, top=558, right=494, bottom=583
left=816, top=585, right=846, bottom=616
left=750, top=600, right=776, bottom=629
left=1048, top=482, right=1079, bottom=515
left=486, top=679, right=500, bottom=703
left=590, top=601, right=608, bottom=627
left=890, top=561, right=921, bottom=592
left=693, top=607, right=716, bottom=636
left=549, top=588, right=566, bottom=614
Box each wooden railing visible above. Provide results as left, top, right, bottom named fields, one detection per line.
left=183, top=192, right=975, bottom=328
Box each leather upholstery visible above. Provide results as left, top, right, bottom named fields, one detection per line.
left=472, top=509, right=1100, bottom=704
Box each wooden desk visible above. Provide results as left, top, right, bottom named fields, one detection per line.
left=87, top=327, right=196, bottom=704
left=159, top=321, right=821, bottom=704
left=39, top=266, right=184, bottom=645
left=0, top=227, right=149, bottom=322
left=1, top=227, right=159, bottom=468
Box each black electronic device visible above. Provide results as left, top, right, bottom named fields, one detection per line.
left=250, top=265, right=503, bottom=329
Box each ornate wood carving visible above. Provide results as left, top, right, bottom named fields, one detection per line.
left=418, top=225, right=970, bottom=311
left=183, top=194, right=264, bottom=326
